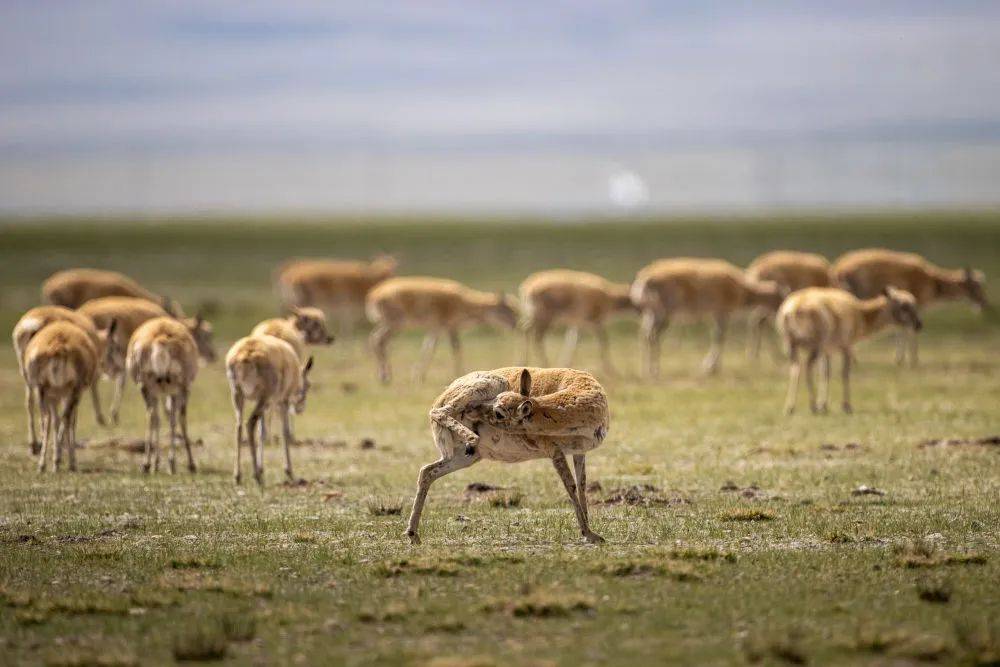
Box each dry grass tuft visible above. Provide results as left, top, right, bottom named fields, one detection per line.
left=721, top=508, right=775, bottom=522
left=487, top=490, right=523, bottom=508
left=365, top=496, right=404, bottom=516
left=483, top=590, right=595, bottom=618
left=172, top=625, right=228, bottom=662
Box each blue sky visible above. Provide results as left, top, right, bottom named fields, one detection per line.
left=1, top=2, right=999, bottom=213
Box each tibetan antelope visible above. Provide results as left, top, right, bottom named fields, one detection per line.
left=127, top=317, right=201, bottom=474
left=226, top=336, right=314, bottom=485
left=745, top=251, right=832, bottom=360
left=631, top=258, right=786, bottom=377
left=777, top=286, right=922, bottom=415
left=832, top=248, right=987, bottom=366
left=275, top=255, right=397, bottom=339
left=42, top=268, right=177, bottom=311
left=519, top=269, right=635, bottom=375
left=14, top=306, right=112, bottom=450
left=23, top=321, right=102, bottom=472
left=79, top=297, right=215, bottom=424
left=405, top=367, right=609, bottom=545
left=250, top=307, right=334, bottom=361
left=366, top=277, right=518, bottom=384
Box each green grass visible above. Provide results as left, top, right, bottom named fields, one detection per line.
left=0, top=212, right=999, bottom=665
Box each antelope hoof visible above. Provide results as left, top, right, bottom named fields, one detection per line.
left=233, top=473, right=242, bottom=485
left=583, top=531, right=606, bottom=545
left=141, top=463, right=151, bottom=474
left=842, top=403, right=854, bottom=415
left=254, top=473, right=264, bottom=487
left=405, top=529, right=421, bottom=545
left=95, top=415, right=107, bottom=427
left=29, top=441, right=41, bottom=456
left=189, top=462, right=197, bottom=473
left=110, top=413, right=120, bottom=427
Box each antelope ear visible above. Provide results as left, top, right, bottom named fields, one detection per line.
left=518, top=368, right=532, bottom=396
left=881, top=286, right=891, bottom=298
left=106, top=318, right=118, bottom=338
left=303, top=356, right=314, bottom=374
left=516, top=400, right=533, bottom=420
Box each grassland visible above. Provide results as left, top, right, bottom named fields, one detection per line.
left=0, top=212, right=998, bottom=666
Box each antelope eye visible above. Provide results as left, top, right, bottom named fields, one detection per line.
left=494, top=409, right=504, bottom=421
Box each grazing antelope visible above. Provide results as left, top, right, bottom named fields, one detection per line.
left=23, top=321, right=101, bottom=472
left=519, top=269, right=635, bottom=375
left=366, top=277, right=518, bottom=384
left=226, top=336, right=314, bottom=485
left=275, top=255, right=397, bottom=339
left=832, top=248, right=988, bottom=366
left=250, top=307, right=334, bottom=361
left=42, top=268, right=177, bottom=311
left=405, top=367, right=609, bottom=545
left=13, top=306, right=112, bottom=449
left=631, top=258, right=786, bottom=378
left=777, top=286, right=922, bottom=415
left=127, top=317, right=202, bottom=474
left=78, top=297, right=215, bottom=424
left=745, top=251, right=832, bottom=360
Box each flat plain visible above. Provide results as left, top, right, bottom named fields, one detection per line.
left=0, top=213, right=998, bottom=666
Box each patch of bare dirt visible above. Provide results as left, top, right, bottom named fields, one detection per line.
left=598, top=484, right=690, bottom=507
left=295, top=437, right=346, bottom=448
left=852, top=485, right=885, bottom=497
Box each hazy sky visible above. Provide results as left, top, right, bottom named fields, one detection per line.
left=2, top=1, right=999, bottom=212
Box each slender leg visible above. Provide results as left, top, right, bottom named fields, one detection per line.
left=908, top=328, right=919, bottom=368
left=369, top=323, right=394, bottom=384
left=25, top=385, right=40, bottom=454
left=404, top=450, right=481, bottom=545
left=894, top=330, right=906, bottom=366
left=53, top=400, right=65, bottom=473
left=179, top=388, right=196, bottom=472
left=702, top=315, right=727, bottom=374
left=232, top=391, right=245, bottom=484
left=64, top=391, right=81, bottom=472
left=573, top=454, right=590, bottom=525
left=640, top=310, right=666, bottom=379
left=110, top=373, right=126, bottom=426
left=280, top=403, right=296, bottom=482
left=558, top=326, right=580, bottom=367
left=817, top=354, right=831, bottom=414
left=784, top=344, right=801, bottom=415
left=37, top=391, right=50, bottom=473
left=520, top=319, right=533, bottom=365
left=747, top=308, right=766, bottom=361
left=141, top=386, right=159, bottom=474
left=593, top=323, right=617, bottom=376
left=166, top=395, right=178, bottom=474
left=533, top=320, right=551, bottom=367
left=413, top=332, right=440, bottom=382
left=804, top=349, right=819, bottom=413
left=90, top=382, right=107, bottom=427
left=841, top=348, right=853, bottom=414
left=247, top=399, right=267, bottom=486
left=552, top=453, right=603, bottom=543
left=448, top=330, right=463, bottom=377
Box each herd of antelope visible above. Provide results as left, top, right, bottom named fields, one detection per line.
left=10, top=247, right=987, bottom=543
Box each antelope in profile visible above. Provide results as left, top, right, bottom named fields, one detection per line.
left=777, top=286, right=922, bottom=415
left=405, top=367, right=609, bottom=545
left=42, top=268, right=178, bottom=312
left=23, top=321, right=102, bottom=472
left=832, top=249, right=988, bottom=366
left=13, top=306, right=112, bottom=449
left=79, top=297, right=215, bottom=424
left=275, top=255, right=397, bottom=339
left=366, top=277, right=518, bottom=384
left=226, top=335, right=314, bottom=485
left=519, top=269, right=635, bottom=375
left=127, top=317, right=203, bottom=474
left=631, top=258, right=786, bottom=378
left=745, top=251, right=832, bottom=360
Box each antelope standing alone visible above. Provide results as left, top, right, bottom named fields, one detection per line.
left=745, top=251, right=832, bottom=360
left=832, top=249, right=988, bottom=366
left=405, top=367, right=609, bottom=545
left=79, top=297, right=215, bottom=424
left=13, top=306, right=112, bottom=449
left=631, top=258, right=786, bottom=377
left=777, top=286, right=922, bottom=415
left=127, top=318, right=202, bottom=474
left=23, top=321, right=101, bottom=472
left=226, top=335, right=314, bottom=485
left=42, top=268, right=176, bottom=311
left=366, top=277, right=518, bottom=384
left=519, top=269, right=635, bottom=375
left=275, top=255, right=397, bottom=339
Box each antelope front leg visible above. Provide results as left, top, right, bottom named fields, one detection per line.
left=247, top=399, right=267, bottom=486
left=404, top=448, right=481, bottom=545
left=232, top=392, right=245, bottom=484
left=90, top=381, right=108, bottom=427
left=841, top=348, right=853, bottom=414
left=280, top=403, right=296, bottom=482
left=37, top=394, right=51, bottom=473
left=702, top=315, right=727, bottom=374
left=25, top=385, right=40, bottom=455
left=783, top=345, right=801, bottom=415
left=573, top=454, right=591, bottom=526
left=110, top=373, right=126, bottom=426
left=558, top=326, right=580, bottom=367
left=166, top=395, right=179, bottom=474
left=413, top=332, right=440, bottom=383
left=640, top=310, right=665, bottom=379
left=804, top=349, right=820, bottom=413
left=448, top=330, right=463, bottom=377
left=370, top=323, right=394, bottom=384
left=64, top=391, right=82, bottom=472
left=552, top=453, right=603, bottom=544
left=817, top=354, right=831, bottom=414
left=908, top=328, right=919, bottom=368
left=179, top=389, right=196, bottom=473
left=747, top=308, right=766, bottom=361
left=593, top=323, right=618, bottom=377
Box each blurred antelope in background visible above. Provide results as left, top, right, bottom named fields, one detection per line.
left=42, top=268, right=179, bottom=312
left=777, top=286, right=922, bottom=415
left=832, top=248, right=987, bottom=366
left=519, top=269, right=635, bottom=375
left=366, top=277, right=518, bottom=384
left=631, top=258, right=786, bottom=378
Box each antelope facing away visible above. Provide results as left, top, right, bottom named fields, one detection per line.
left=832, top=248, right=987, bottom=366
left=23, top=321, right=102, bottom=472
left=127, top=317, right=201, bottom=474
left=405, top=367, right=609, bottom=545
left=777, top=286, right=922, bottom=415
left=226, top=335, right=314, bottom=485
left=366, top=277, right=518, bottom=384
left=275, top=255, right=397, bottom=339
left=79, top=297, right=215, bottom=424
left=250, top=307, right=334, bottom=361
left=631, top=258, right=786, bottom=377
left=520, top=269, right=635, bottom=375
left=42, top=268, right=177, bottom=311
left=745, top=251, right=832, bottom=360
left=13, top=306, right=112, bottom=450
